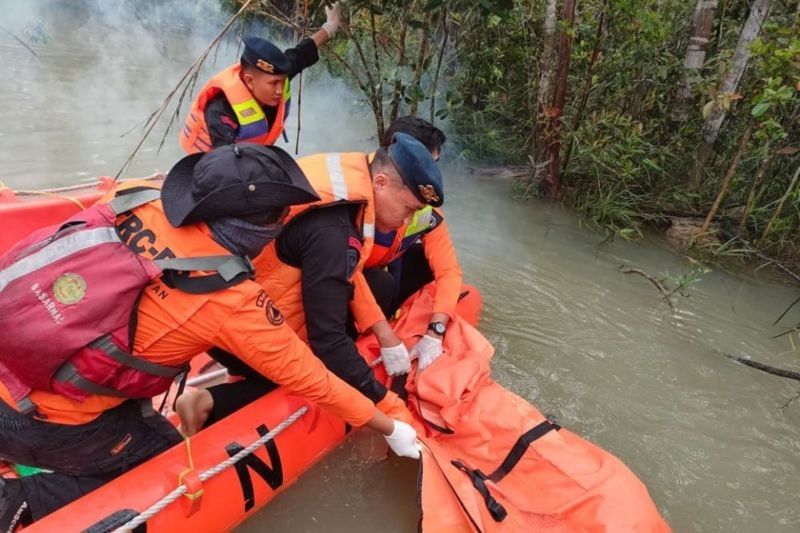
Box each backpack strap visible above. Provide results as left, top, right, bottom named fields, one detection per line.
left=156, top=255, right=255, bottom=295
left=51, top=334, right=189, bottom=399
left=154, top=256, right=254, bottom=282
left=106, top=188, right=162, bottom=215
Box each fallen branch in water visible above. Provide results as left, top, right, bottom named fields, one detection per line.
left=0, top=24, right=38, bottom=58
left=723, top=353, right=800, bottom=382
left=780, top=390, right=800, bottom=411
left=618, top=266, right=675, bottom=310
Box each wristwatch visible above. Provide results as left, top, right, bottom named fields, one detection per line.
left=428, top=321, right=447, bottom=337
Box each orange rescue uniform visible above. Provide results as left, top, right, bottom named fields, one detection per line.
left=0, top=182, right=374, bottom=427
left=253, top=153, right=412, bottom=422
left=351, top=207, right=463, bottom=332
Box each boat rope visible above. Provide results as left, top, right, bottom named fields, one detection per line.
left=113, top=405, right=308, bottom=532
left=0, top=173, right=164, bottom=196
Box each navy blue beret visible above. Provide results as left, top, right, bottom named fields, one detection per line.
left=388, top=132, right=444, bottom=207
left=241, top=37, right=291, bottom=75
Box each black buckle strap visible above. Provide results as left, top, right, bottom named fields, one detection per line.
left=449, top=420, right=560, bottom=523
left=89, top=335, right=185, bottom=378
left=451, top=460, right=508, bottom=522
left=488, top=420, right=560, bottom=483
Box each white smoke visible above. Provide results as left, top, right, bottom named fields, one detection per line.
left=0, top=0, right=376, bottom=189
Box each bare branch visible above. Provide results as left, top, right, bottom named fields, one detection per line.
left=618, top=266, right=675, bottom=310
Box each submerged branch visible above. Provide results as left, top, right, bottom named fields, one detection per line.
left=780, top=390, right=800, bottom=411
left=723, top=353, right=800, bottom=382
left=618, top=266, right=675, bottom=310
left=0, top=24, right=39, bottom=58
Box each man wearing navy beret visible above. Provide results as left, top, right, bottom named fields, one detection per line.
left=176, top=134, right=445, bottom=428
left=180, top=3, right=341, bottom=153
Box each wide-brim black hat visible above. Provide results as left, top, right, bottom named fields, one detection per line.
left=162, top=144, right=320, bottom=228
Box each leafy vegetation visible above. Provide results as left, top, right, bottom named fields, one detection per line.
left=242, top=1, right=799, bottom=264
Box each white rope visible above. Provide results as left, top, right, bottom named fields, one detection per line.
left=7, top=173, right=163, bottom=196
left=113, top=405, right=308, bottom=532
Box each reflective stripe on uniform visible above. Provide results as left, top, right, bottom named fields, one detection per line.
left=231, top=99, right=266, bottom=126
left=326, top=154, right=349, bottom=200
left=362, top=223, right=375, bottom=239
left=404, top=206, right=434, bottom=237
left=0, top=227, right=119, bottom=292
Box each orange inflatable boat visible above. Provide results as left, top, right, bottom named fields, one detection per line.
left=0, top=179, right=668, bottom=532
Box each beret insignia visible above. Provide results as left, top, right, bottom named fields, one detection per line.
left=256, top=59, right=275, bottom=73
left=418, top=184, right=440, bottom=205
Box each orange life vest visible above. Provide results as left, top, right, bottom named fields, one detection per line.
left=253, top=153, right=376, bottom=340
left=381, top=285, right=670, bottom=532
left=179, top=64, right=290, bottom=154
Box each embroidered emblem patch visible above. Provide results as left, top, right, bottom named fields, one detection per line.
left=53, top=273, right=86, bottom=305
left=265, top=299, right=285, bottom=326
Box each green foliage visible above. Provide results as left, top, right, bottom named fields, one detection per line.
left=660, top=266, right=711, bottom=298
left=445, top=0, right=800, bottom=262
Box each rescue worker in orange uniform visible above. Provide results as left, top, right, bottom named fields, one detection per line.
left=356, top=117, right=462, bottom=375
left=175, top=133, right=443, bottom=431
left=0, top=144, right=420, bottom=531
left=180, top=4, right=341, bottom=153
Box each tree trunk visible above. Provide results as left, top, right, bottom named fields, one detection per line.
left=700, top=123, right=753, bottom=235
left=533, top=0, right=559, bottom=157
left=562, top=1, right=607, bottom=173
left=542, top=0, right=577, bottom=200
left=673, top=0, right=718, bottom=121
left=410, top=17, right=432, bottom=116
left=389, top=17, right=409, bottom=125
left=429, top=6, right=450, bottom=124
left=687, top=0, right=774, bottom=191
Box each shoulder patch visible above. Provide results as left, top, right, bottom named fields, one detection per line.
left=265, top=298, right=285, bottom=326
left=346, top=248, right=360, bottom=281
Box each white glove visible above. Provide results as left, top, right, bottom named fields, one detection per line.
left=322, top=2, right=341, bottom=37
left=410, top=334, right=443, bottom=371
left=380, top=343, right=411, bottom=376
left=384, top=420, right=421, bottom=459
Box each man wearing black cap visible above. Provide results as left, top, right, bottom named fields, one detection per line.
left=0, top=144, right=421, bottom=530
left=180, top=3, right=341, bottom=153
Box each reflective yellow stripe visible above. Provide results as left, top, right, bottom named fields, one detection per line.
left=283, top=78, right=291, bottom=100
left=404, top=206, right=433, bottom=237
left=231, top=98, right=266, bottom=126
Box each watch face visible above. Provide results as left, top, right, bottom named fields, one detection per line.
left=431, top=322, right=446, bottom=335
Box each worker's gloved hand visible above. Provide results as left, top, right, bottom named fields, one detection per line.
left=410, top=335, right=443, bottom=371
left=384, top=420, right=421, bottom=459
left=322, top=2, right=342, bottom=37
left=381, top=343, right=411, bottom=376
